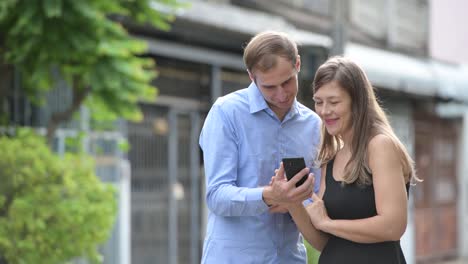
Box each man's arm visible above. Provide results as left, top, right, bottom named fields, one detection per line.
left=200, top=104, right=269, bottom=216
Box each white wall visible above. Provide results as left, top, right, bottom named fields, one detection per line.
left=430, top=0, right=468, bottom=64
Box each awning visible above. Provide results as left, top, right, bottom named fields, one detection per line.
left=345, top=43, right=438, bottom=97
left=174, top=0, right=332, bottom=48
left=152, top=1, right=468, bottom=102
left=345, top=43, right=468, bottom=103
left=430, top=62, right=468, bottom=102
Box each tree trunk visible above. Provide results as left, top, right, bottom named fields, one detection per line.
left=0, top=62, right=13, bottom=126
left=46, top=80, right=91, bottom=145
left=0, top=255, right=8, bottom=264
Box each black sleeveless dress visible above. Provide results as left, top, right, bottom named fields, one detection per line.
left=319, top=158, right=408, bottom=264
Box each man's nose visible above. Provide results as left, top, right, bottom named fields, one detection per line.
left=277, top=88, right=287, bottom=101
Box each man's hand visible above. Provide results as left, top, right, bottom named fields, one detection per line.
left=262, top=162, right=314, bottom=208
left=265, top=174, right=287, bottom=213
left=268, top=204, right=289, bottom=213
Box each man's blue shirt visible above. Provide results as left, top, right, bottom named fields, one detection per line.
left=199, top=82, right=322, bottom=263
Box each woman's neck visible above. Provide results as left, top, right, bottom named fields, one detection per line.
left=338, top=131, right=353, bottom=153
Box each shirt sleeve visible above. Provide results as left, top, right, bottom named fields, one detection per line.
left=304, top=117, right=322, bottom=206
left=303, top=166, right=321, bottom=206
left=200, top=103, right=269, bottom=216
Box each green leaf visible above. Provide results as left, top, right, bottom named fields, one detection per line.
left=1, top=0, right=185, bottom=130
left=43, top=0, right=63, bottom=18
left=0, top=131, right=117, bottom=263
left=0, top=0, right=19, bottom=21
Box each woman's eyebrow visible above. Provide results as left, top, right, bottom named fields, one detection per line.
left=313, top=95, right=339, bottom=100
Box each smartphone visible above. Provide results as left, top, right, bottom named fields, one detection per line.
left=282, top=157, right=308, bottom=187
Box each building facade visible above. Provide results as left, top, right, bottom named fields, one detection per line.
left=2, top=1, right=468, bottom=264
left=128, top=1, right=467, bottom=263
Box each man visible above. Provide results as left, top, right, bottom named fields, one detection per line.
left=199, top=31, right=322, bottom=263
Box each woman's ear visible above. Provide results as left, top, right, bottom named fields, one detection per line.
left=296, top=55, right=301, bottom=73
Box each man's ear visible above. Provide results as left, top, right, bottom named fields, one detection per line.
left=247, top=69, right=255, bottom=82
left=296, top=55, right=301, bottom=73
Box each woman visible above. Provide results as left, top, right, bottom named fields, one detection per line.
left=279, top=56, right=419, bottom=263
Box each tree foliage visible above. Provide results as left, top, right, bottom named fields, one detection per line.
left=0, top=0, right=183, bottom=140
left=0, top=130, right=117, bottom=264
left=0, top=1, right=184, bottom=263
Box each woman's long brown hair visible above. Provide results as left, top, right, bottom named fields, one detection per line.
left=313, top=57, right=417, bottom=186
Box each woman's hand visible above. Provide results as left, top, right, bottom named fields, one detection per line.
left=308, top=193, right=331, bottom=231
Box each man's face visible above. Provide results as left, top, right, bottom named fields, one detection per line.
left=249, top=56, right=300, bottom=120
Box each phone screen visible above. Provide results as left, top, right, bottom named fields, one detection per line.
left=282, top=157, right=308, bottom=187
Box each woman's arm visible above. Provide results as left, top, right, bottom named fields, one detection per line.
left=315, top=134, right=408, bottom=243
left=288, top=165, right=329, bottom=251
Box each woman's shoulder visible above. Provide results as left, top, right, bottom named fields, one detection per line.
left=368, top=133, right=397, bottom=154
left=367, top=133, right=402, bottom=170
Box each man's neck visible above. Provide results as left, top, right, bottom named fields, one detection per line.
left=271, top=107, right=289, bottom=122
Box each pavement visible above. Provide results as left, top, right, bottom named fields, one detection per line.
left=432, top=259, right=468, bottom=264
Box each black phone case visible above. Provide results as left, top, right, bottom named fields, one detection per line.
left=282, top=157, right=308, bottom=187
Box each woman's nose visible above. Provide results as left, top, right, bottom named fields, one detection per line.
left=321, top=104, right=331, bottom=115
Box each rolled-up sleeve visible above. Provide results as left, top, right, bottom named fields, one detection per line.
left=304, top=118, right=322, bottom=206
left=303, top=166, right=321, bottom=206
left=200, top=103, right=269, bottom=216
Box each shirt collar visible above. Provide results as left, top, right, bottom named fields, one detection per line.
left=247, top=82, right=301, bottom=118
left=289, top=100, right=300, bottom=116
left=248, top=82, right=269, bottom=114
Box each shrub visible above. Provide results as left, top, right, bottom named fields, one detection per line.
left=0, top=130, right=117, bottom=264
left=305, top=240, right=320, bottom=264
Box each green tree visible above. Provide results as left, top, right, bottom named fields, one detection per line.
left=0, top=1, right=184, bottom=263
left=0, top=130, right=116, bottom=264
left=0, top=0, right=183, bottom=141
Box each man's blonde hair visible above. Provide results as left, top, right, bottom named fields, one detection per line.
left=243, top=31, right=298, bottom=74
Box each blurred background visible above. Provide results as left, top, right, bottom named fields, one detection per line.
left=1, top=0, right=468, bottom=264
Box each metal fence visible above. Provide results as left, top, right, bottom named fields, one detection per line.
left=128, top=104, right=203, bottom=264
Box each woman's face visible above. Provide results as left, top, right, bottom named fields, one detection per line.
left=313, top=81, right=353, bottom=139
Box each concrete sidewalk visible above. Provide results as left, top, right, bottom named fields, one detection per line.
left=433, top=259, right=468, bottom=264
